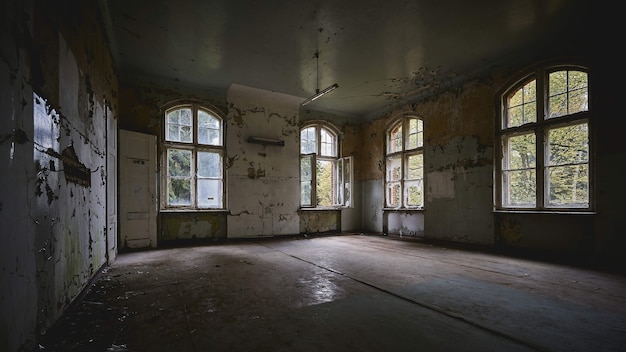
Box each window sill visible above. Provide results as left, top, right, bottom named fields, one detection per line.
left=383, top=208, right=424, bottom=212
left=298, top=207, right=343, bottom=212
left=160, top=209, right=229, bottom=213
left=493, top=209, right=596, bottom=215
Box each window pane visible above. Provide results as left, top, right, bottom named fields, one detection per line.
left=546, top=122, right=589, bottom=208
left=198, top=110, right=221, bottom=145
left=406, top=118, right=423, bottom=150
left=167, top=149, right=192, bottom=206
left=197, top=151, right=221, bottom=178
left=300, top=127, right=316, bottom=154
left=547, top=165, right=588, bottom=207
left=386, top=155, right=401, bottom=182
left=548, top=70, right=588, bottom=118
left=504, top=133, right=536, bottom=171
left=316, top=160, right=333, bottom=206
left=343, top=157, right=352, bottom=207
left=405, top=153, right=423, bottom=180
left=506, top=81, right=536, bottom=128
left=386, top=182, right=401, bottom=207
left=335, top=159, right=343, bottom=205
left=502, top=133, right=536, bottom=207
left=166, top=108, right=193, bottom=142
left=388, top=123, right=402, bottom=153
left=503, top=169, right=536, bottom=207
left=168, top=179, right=191, bottom=205
left=198, top=179, right=222, bottom=208
left=300, top=156, right=313, bottom=206
left=168, top=149, right=191, bottom=177
left=405, top=180, right=423, bottom=207
left=548, top=123, right=588, bottom=166
left=320, top=128, right=336, bottom=157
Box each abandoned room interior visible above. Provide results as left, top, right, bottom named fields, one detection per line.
left=1, top=0, right=624, bottom=351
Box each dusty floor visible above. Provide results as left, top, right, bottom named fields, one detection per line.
left=36, top=234, right=626, bottom=352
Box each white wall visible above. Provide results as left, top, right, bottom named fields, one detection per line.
left=225, top=84, right=302, bottom=238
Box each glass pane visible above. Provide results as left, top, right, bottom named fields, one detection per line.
left=503, top=169, right=536, bottom=207
left=320, top=128, right=336, bottom=157
left=506, top=80, right=536, bottom=128
left=386, top=155, right=402, bottom=182
left=168, top=149, right=191, bottom=176
left=198, top=179, right=222, bottom=208
left=549, top=93, right=568, bottom=118
left=198, top=151, right=221, bottom=178
left=300, top=156, right=313, bottom=206
left=406, top=118, right=423, bottom=150
left=548, top=70, right=588, bottom=118
left=335, top=159, right=343, bottom=205
left=300, top=156, right=312, bottom=181
left=300, top=127, right=316, bottom=154
left=168, top=179, right=191, bottom=206
left=301, top=182, right=312, bottom=206
left=316, top=160, right=333, bottom=206
left=388, top=123, right=402, bottom=153
left=166, top=108, right=193, bottom=142
left=198, top=111, right=221, bottom=145
left=343, top=157, right=352, bottom=207
left=386, top=182, right=401, bottom=207
left=548, top=123, right=588, bottom=166
left=547, top=164, right=588, bottom=207
left=405, top=153, right=423, bottom=180
left=405, top=180, right=423, bottom=207
left=504, top=133, right=536, bottom=171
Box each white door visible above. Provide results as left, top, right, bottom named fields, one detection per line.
left=106, top=106, right=118, bottom=262
left=119, top=129, right=157, bottom=249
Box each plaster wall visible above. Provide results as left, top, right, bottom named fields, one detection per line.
left=0, top=1, right=118, bottom=351
left=225, top=84, right=301, bottom=238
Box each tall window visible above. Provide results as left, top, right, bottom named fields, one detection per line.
left=497, top=65, right=591, bottom=210
left=163, top=104, right=224, bottom=209
left=385, top=115, right=424, bottom=209
left=300, top=122, right=353, bottom=208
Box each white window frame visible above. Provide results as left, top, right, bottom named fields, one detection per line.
left=384, top=115, right=424, bottom=209
left=300, top=122, right=353, bottom=209
left=161, top=103, right=225, bottom=210
left=496, top=64, right=592, bottom=211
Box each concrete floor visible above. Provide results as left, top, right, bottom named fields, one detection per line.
left=36, top=234, right=626, bottom=352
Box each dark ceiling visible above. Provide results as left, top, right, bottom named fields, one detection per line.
left=99, top=0, right=589, bottom=121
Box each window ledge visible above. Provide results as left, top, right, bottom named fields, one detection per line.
left=160, top=209, right=229, bottom=214
left=493, top=209, right=596, bottom=215
left=383, top=207, right=424, bottom=212
left=298, top=207, right=342, bottom=212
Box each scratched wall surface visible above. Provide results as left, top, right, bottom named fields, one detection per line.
left=225, top=84, right=301, bottom=238
left=0, top=1, right=119, bottom=351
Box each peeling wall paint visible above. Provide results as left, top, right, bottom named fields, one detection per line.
left=1, top=0, right=118, bottom=351
left=225, top=84, right=301, bottom=238
left=160, top=212, right=226, bottom=241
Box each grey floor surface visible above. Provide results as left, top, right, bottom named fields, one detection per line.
left=37, top=234, right=626, bottom=352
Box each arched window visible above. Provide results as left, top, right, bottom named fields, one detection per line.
left=384, top=115, right=424, bottom=209
left=496, top=65, right=591, bottom=210
left=300, top=122, right=352, bottom=208
left=162, top=104, right=225, bottom=209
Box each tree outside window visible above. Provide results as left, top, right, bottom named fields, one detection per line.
left=300, top=122, right=352, bottom=208
left=385, top=115, right=424, bottom=209
left=498, top=66, right=590, bottom=210
left=163, top=104, right=224, bottom=209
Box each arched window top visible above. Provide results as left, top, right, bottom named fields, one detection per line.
left=165, top=104, right=223, bottom=147
left=502, top=65, right=588, bottom=129
left=386, top=115, right=423, bottom=154
left=300, top=121, right=339, bottom=157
